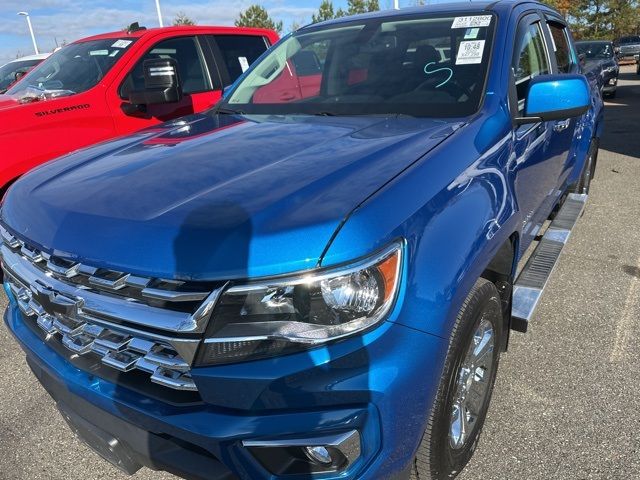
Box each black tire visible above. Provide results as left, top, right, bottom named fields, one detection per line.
left=411, top=279, right=503, bottom=480
left=572, top=139, right=599, bottom=195
left=607, top=90, right=616, bottom=99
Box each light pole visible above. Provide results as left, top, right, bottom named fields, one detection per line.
left=393, top=0, right=399, bottom=10
left=154, top=0, right=164, bottom=27
left=17, top=12, right=39, bottom=54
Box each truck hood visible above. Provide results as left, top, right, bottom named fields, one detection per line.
left=0, top=96, right=20, bottom=111
left=2, top=113, right=462, bottom=280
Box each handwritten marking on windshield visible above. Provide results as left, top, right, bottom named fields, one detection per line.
left=423, top=62, right=453, bottom=88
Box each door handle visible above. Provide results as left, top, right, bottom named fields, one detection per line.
left=553, top=119, right=570, bottom=133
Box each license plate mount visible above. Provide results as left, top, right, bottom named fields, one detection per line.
left=57, top=402, right=142, bottom=475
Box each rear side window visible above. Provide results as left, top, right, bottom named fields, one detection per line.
left=548, top=22, right=572, bottom=73
left=212, top=35, right=269, bottom=82
left=120, top=36, right=212, bottom=98
left=513, top=22, right=550, bottom=112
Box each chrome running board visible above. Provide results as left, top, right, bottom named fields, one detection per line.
left=511, top=193, right=587, bottom=332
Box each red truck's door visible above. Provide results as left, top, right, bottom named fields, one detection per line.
left=107, top=35, right=222, bottom=135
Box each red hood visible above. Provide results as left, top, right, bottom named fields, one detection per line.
left=0, top=96, right=20, bottom=111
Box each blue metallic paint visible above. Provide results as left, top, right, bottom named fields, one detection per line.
left=525, top=75, right=591, bottom=118
left=1, top=113, right=462, bottom=281
left=1, top=2, right=603, bottom=479
left=5, top=295, right=447, bottom=479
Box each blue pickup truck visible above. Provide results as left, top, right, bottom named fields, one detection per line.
left=1, top=1, right=602, bottom=479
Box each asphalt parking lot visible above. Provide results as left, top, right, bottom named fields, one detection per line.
left=0, top=66, right=639, bottom=480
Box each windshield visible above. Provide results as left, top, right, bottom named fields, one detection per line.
left=221, top=12, right=495, bottom=117
left=6, top=38, right=135, bottom=100
left=577, top=42, right=613, bottom=59
left=0, top=59, right=42, bottom=91
left=618, top=36, right=640, bottom=45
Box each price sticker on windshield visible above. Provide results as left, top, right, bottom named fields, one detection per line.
left=238, top=56, right=250, bottom=72
left=112, top=39, right=132, bottom=49
left=452, top=15, right=492, bottom=29
left=456, top=40, right=486, bottom=65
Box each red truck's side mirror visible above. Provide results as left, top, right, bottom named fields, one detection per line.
left=128, top=58, right=183, bottom=106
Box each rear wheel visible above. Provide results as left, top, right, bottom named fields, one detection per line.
left=410, top=279, right=503, bottom=480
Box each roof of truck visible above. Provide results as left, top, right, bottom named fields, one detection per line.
left=76, top=25, right=278, bottom=43
left=301, top=1, right=557, bottom=30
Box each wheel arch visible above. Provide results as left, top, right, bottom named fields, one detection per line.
left=480, top=231, right=519, bottom=350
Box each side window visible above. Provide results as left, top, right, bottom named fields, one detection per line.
left=513, top=21, right=550, bottom=112
left=548, top=22, right=573, bottom=73
left=213, top=35, right=269, bottom=82
left=120, top=36, right=211, bottom=99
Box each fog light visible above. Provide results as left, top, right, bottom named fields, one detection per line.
left=609, top=78, right=617, bottom=85
left=305, top=445, right=333, bottom=465
left=244, top=430, right=361, bottom=476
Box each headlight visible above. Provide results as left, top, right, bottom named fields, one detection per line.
left=195, top=242, right=403, bottom=366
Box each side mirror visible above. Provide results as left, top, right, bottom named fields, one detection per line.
left=128, top=58, right=183, bottom=106
left=516, top=74, right=590, bottom=125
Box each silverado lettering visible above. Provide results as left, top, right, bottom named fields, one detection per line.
left=34, top=104, right=90, bottom=116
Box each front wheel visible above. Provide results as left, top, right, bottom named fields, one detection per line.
left=411, top=279, right=503, bottom=480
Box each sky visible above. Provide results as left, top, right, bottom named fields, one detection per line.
left=0, top=0, right=447, bottom=65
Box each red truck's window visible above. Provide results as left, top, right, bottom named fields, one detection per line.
left=120, top=36, right=212, bottom=98
left=212, top=35, right=269, bottom=81
left=7, top=39, right=135, bottom=99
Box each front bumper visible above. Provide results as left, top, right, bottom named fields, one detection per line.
left=4, top=300, right=446, bottom=480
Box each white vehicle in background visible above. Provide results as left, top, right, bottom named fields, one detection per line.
left=0, top=53, right=50, bottom=93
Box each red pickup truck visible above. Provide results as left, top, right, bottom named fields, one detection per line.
left=0, top=24, right=278, bottom=193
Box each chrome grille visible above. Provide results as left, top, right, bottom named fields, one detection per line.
left=1, top=225, right=225, bottom=392
left=3, top=228, right=214, bottom=313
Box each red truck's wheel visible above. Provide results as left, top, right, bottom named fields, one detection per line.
left=411, top=279, right=503, bottom=480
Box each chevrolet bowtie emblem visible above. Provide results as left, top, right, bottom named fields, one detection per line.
left=30, top=282, right=83, bottom=318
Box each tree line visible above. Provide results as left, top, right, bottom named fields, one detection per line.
left=544, top=0, right=639, bottom=40
left=175, top=1, right=639, bottom=39
left=173, top=1, right=380, bottom=34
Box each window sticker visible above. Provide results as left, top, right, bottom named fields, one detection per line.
left=456, top=40, right=486, bottom=65
left=464, top=28, right=480, bottom=40
left=238, top=56, right=250, bottom=72
left=112, top=39, right=133, bottom=49
left=452, top=15, right=492, bottom=29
